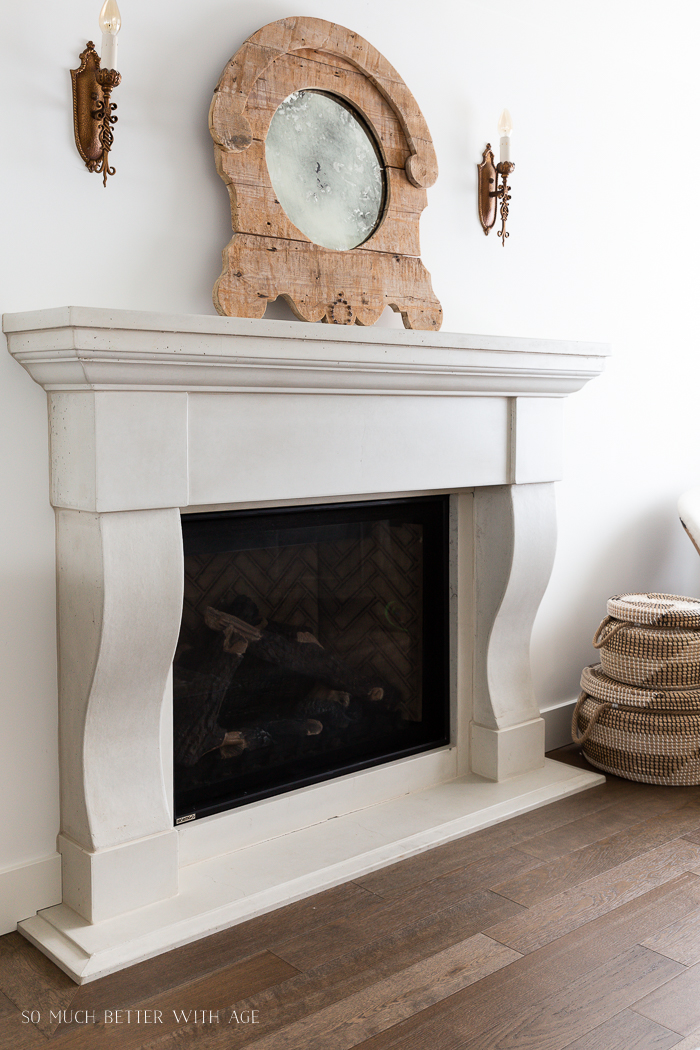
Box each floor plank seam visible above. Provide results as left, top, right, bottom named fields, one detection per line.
left=626, top=1006, right=688, bottom=1040
left=483, top=888, right=532, bottom=909
left=348, top=881, right=390, bottom=901
left=262, top=950, right=304, bottom=980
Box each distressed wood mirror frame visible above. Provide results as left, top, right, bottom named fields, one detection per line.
left=209, top=17, right=442, bottom=329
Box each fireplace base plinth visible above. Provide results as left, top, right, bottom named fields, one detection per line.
left=58, top=831, right=179, bottom=924
left=20, top=759, right=602, bottom=984
left=471, top=718, right=546, bottom=781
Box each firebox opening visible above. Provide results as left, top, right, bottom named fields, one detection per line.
left=173, top=496, right=450, bottom=821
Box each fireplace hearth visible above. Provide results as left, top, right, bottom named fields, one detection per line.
left=3, top=307, right=608, bottom=982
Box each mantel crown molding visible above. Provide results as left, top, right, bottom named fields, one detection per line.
left=3, top=307, right=610, bottom=397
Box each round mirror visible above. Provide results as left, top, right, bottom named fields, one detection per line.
left=265, top=90, right=386, bottom=252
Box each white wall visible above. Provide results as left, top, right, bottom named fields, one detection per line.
left=2, top=0, right=700, bottom=924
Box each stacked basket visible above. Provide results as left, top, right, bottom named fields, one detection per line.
left=572, top=592, right=700, bottom=785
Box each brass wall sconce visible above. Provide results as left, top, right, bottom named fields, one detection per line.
left=478, top=110, right=515, bottom=246
left=71, top=0, right=122, bottom=187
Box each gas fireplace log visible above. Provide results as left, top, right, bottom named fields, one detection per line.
left=173, top=642, right=249, bottom=766
left=205, top=603, right=387, bottom=699
left=173, top=602, right=394, bottom=768
left=220, top=717, right=323, bottom=758
left=205, top=606, right=263, bottom=649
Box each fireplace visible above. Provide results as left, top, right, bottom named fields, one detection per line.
left=174, top=497, right=450, bottom=819
left=3, top=306, right=608, bottom=982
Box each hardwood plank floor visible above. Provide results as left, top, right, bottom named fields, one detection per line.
left=224, top=935, right=521, bottom=1050
left=641, top=909, right=700, bottom=966
left=140, top=892, right=526, bottom=1050
left=514, top=792, right=694, bottom=863
left=631, top=959, right=700, bottom=1035
left=5, top=745, right=700, bottom=1050
left=0, top=933, right=77, bottom=1036
left=343, top=874, right=700, bottom=1050
left=353, top=782, right=635, bottom=900
left=48, top=952, right=299, bottom=1050
left=484, top=838, right=700, bottom=952
left=491, top=795, right=700, bottom=907
left=450, top=945, right=684, bottom=1050
left=561, top=1008, right=679, bottom=1050
left=0, top=1009, right=47, bottom=1050
left=272, top=847, right=540, bottom=971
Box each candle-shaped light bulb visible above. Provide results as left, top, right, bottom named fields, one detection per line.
left=99, top=0, right=121, bottom=70
left=497, top=110, right=513, bottom=137
left=498, top=109, right=512, bottom=164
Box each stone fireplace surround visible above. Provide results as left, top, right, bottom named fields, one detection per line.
left=3, top=307, right=607, bottom=982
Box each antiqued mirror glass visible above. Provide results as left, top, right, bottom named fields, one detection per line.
left=265, top=90, right=386, bottom=251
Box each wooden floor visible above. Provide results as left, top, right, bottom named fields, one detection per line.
left=6, top=746, right=700, bottom=1050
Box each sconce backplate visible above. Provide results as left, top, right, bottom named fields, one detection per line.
left=71, top=42, right=103, bottom=169
left=478, top=146, right=498, bottom=235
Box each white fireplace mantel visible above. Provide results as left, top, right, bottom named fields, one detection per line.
left=4, top=307, right=608, bottom=982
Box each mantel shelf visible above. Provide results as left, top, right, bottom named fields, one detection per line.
left=3, top=307, right=610, bottom=396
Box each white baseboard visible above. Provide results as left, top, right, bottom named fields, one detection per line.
left=0, top=854, right=61, bottom=935
left=541, top=698, right=577, bottom=752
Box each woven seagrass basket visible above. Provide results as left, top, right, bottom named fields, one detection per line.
left=572, top=663, right=700, bottom=785
left=607, top=592, right=700, bottom=628
left=594, top=617, right=700, bottom=688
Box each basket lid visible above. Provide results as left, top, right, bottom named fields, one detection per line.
left=606, top=592, right=700, bottom=628
left=581, top=663, right=700, bottom=710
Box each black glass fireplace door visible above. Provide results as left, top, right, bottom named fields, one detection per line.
left=173, top=496, right=449, bottom=821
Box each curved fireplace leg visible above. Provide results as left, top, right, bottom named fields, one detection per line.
left=56, top=507, right=183, bottom=922
left=471, top=483, right=557, bottom=780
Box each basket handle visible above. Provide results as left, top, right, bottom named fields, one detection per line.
left=593, top=616, right=625, bottom=649
left=571, top=691, right=612, bottom=745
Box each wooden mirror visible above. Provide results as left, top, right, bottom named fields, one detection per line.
left=209, top=17, right=442, bottom=329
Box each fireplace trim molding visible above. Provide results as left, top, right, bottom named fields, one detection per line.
left=4, top=307, right=608, bottom=982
